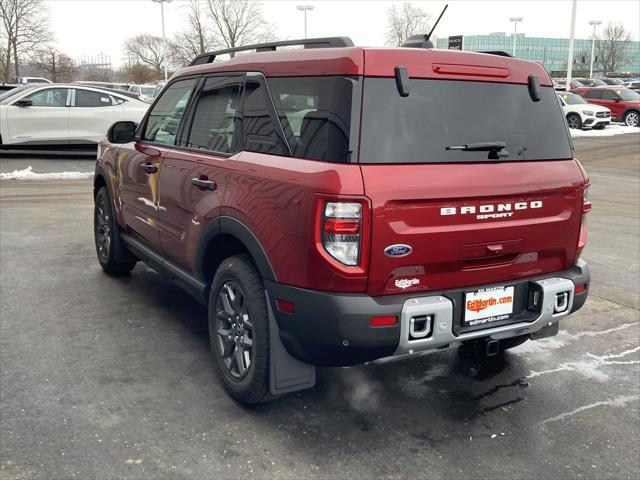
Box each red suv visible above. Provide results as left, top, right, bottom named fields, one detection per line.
left=94, top=37, right=590, bottom=403
left=572, top=86, right=640, bottom=127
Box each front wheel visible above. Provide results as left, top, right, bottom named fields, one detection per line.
left=624, top=110, right=639, bottom=127
left=209, top=255, right=272, bottom=404
left=566, top=113, right=582, bottom=129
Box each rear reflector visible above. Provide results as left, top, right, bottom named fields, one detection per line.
left=323, top=218, right=360, bottom=235
left=583, top=201, right=592, bottom=214
left=575, top=283, right=588, bottom=294
left=276, top=299, right=295, bottom=315
left=369, top=315, right=397, bottom=327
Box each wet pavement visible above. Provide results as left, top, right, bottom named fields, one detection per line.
left=1, top=135, right=638, bottom=479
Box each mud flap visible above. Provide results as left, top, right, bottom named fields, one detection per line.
left=266, top=292, right=316, bottom=396
left=530, top=321, right=559, bottom=340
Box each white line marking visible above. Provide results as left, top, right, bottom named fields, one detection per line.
left=539, top=395, right=639, bottom=425
left=576, top=323, right=639, bottom=337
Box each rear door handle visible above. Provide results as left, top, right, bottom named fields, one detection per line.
left=191, top=178, right=217, bottom=191
left=140, top=163, right=157, bottom=174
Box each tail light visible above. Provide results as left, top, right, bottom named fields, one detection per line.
left=575, top=185, right=591, bottom=261
left=321, top=202, right=363, bottom=266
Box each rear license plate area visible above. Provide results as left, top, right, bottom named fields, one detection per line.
left=464, top=285, right=515, bottom=327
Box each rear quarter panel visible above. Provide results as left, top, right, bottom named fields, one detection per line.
left=222, top=151, right=366, bottom=291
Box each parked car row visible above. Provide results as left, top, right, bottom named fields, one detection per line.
left=553, top=79, right=640, bottom=128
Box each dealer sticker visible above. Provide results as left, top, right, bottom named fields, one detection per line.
left=464, top=286, right=515, bottom=326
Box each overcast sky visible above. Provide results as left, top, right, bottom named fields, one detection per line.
left=45, top=0, right=640, bottom=66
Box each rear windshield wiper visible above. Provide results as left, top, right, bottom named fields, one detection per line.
left=446, top=141, right=509, bottom=159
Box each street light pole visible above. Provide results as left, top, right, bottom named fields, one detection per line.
left=152, top=0, right=172, bottom=81
left=296, top=5, right=314, bottom=39
left=566, top=0, right=577, bottom=92
left=509, top=16, right=523, bottom=56
left=589, top=20, right=602, bottom=77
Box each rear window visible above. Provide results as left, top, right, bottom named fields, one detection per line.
left=266, top=76, right=361, bottom=163
left=359, top=78, right=572, bottom=163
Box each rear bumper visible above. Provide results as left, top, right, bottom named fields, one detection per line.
left=266, top=260, right=589, bottom=366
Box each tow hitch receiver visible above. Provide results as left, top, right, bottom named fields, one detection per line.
left=485, top=339, right=500, bottom=357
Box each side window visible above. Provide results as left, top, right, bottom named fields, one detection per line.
left=584, top=90, right=602, bottom=99
left=601, top=90, right=618, bottom=100
left=143, top=78, right=197, bottom=145
left=75, top=89, right=114, bottom=107
left=23, top=88, right=68, bottom=107
left=268, top=76, right=358, bottom=163
left=184, top=76, right=241, bottom=154
left=242, top=78, right=287, bottom=156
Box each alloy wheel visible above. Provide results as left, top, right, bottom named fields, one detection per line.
left=567, top=115, right=580, bottom=129
left=95, top=201, right=111, bottom=262
left=625, top=111, right=639, bottom=127
left=214, top=281, right=254, bottom=379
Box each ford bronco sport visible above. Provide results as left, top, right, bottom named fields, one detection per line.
left=94, top=36, right=590, bottom=404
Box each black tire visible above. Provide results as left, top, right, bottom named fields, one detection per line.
left=566, top=113, right=582, bottom=129
left=208, top=254, right=273, bottom=404
left=623, top=110, right=639, bottom=127
left=94, top=187, right=136, bottom=275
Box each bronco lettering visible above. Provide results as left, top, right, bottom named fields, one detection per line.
left=440, top=200, right=543, bottom=216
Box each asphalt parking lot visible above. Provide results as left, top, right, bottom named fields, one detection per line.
left=1, top=135, right=639, bottom=479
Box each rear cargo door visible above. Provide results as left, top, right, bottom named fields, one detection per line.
left=358, top=76, right=587, bottom=296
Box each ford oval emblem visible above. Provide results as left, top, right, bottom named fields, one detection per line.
left=384, top=244, right=412, bottom=258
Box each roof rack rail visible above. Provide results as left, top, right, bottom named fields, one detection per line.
left=480, top=51, right=512, bottom=57
left=190, top=37, right=354, bottom=66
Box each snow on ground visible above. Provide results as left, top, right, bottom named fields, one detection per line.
left=0, top=166, right=93, bottom=180
left=570, top=123, right=640, bottom=138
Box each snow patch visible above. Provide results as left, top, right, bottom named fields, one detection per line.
left=570, top=124, right=640, bottom=137
left=0, top=166, right=93, bottom=180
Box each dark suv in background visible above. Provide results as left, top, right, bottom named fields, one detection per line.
left=94, top=36, right=590, bottom=403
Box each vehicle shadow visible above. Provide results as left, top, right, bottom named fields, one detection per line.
left=116, top=262, right=538, bottom=461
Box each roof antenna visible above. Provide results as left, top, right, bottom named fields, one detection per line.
left=425, top=4, right=448, bottom=42
left=401, top=4, right=448, bottom=48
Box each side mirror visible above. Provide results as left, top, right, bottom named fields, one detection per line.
left=14, top=99, right=33, bottom=107
left=614, top=98, right=621, bottom=103
left=107, top=121, right=137, bottom=144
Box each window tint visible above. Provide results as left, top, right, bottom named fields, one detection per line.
left=184, top=76, right=241, bottom=154
left=75, top=89, right=114, bottom=107
left=24, top=88, right=67, bottom=107
left=267, top=76, right=360, bottom=163
left=584, top=90, right=602, bottom=99
left=242, top=78, right=287, bottom=156
left=360, top=79, right=572, bottom=163
left=600, top=90, right=619, bottom=100
left=143, top=78, right=197, bottom=145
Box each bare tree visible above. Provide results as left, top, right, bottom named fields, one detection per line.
left=124, top=34, right=173, bottom=76
left=173, top=0, right=215, bottom=67
left=595, top=22, right=632, bottom=75
left=0, top=0, right=51, bottom=80
left=385, top=2, right=432, bottom=47
left=32, top=48, right=74, bottom=82
left=205, top=0, right=275, bottom=55
left=123, top=63, right=157, bottom=84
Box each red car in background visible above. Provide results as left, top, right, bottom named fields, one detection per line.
left=572, top=87, right=640, bottom=127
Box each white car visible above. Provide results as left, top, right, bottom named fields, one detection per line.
left=128, top=84, right=156, bottom=103
left=0, top=84, right=149, bottom=147
left=557, top=92, right=611, bottom=130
